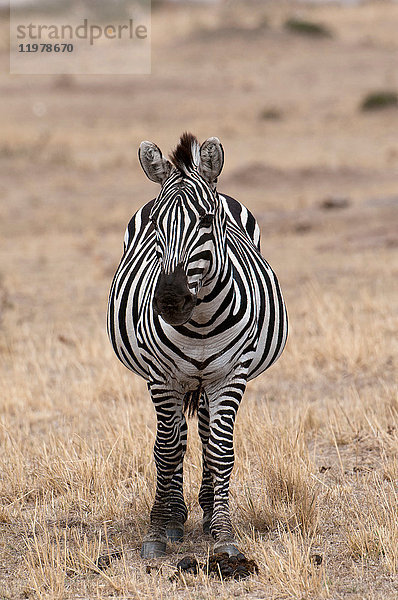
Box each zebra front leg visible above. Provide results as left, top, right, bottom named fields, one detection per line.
left=141, top=385, right=185, bottom=558
left=206, top=377, right=246, bottom=556
left=198, top=393, right=214, bottom=534
left=165, top=413, right=188, bottom=542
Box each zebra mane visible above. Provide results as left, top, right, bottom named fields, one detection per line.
left=169, top=132, right=200, bottom=174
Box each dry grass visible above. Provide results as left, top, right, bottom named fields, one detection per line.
left=0, top=1, right=398, bottom=598
left=346, top=475, right=398, bottom=573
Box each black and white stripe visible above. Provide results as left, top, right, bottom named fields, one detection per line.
left=107, top=133, right=288, bottom=557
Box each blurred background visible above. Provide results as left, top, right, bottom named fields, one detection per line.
left=1, top=0, right=397, bottom=337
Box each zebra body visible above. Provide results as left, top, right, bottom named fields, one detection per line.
left=107, top=134, right=287, bottom=557
left=109, top=193, right=285, bottom=386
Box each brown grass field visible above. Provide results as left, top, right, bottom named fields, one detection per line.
left=0, top=1, right=398, bottom=598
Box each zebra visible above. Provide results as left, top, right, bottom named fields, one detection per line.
left=107, top=133, right=288, bottom=559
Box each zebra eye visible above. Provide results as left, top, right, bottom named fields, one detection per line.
left=200, top=214, right=213, bottom=227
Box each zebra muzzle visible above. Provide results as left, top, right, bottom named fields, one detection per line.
left=153, top=265, right=197, bottom=326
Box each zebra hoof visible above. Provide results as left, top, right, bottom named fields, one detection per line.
left=166, top=527, right=184, bottom=542
left=213, top=543, right=245, bottom=558
left=140, top=541, right=167, bottom=559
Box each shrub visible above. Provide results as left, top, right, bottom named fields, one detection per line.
left=284, top=18, right=332, bottom=38
left=361, top=91, right=398, bottom=111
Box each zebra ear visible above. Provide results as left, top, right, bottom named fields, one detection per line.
left=139, top=141, right=172, bottom=185
left=199, top=137, right=224, bottom=184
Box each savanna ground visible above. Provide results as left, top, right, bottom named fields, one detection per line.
left=0, top=1, right=397, bottom=598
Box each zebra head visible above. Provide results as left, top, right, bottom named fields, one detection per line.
left=139, top=133, right=225, bottom=326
